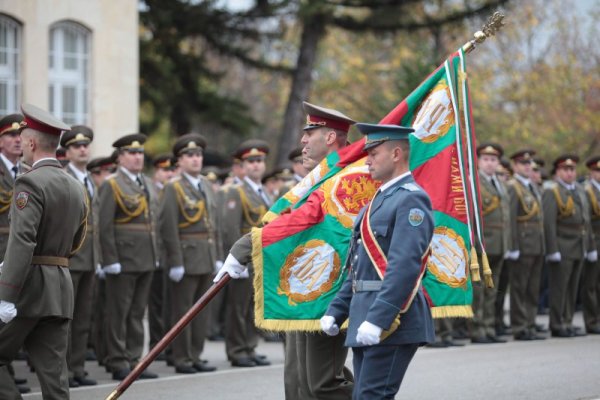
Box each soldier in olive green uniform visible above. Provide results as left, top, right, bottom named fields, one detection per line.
left=543, top=155, right=592, bottom=337
left=0, top=103, right=88, bottom=400
left=98, top=134, right=160, bottom=380
left=149, top=154, right=177, bottom=357
left=506, top=150, right=546, bottom=340
left=471, top=143, right=510, bottom=343
left=219, top=139, right=272, bottom=367
left=582, top=156, right=600, bottom=334
left=160, top=134, right=221, bottom=373
left=61, top=126, right=100, bottom=387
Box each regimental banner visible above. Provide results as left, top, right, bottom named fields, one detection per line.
left=253, top=49, right=478, bottom=331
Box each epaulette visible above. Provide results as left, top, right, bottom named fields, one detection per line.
left=543, top=180, right=557, bottom=190
left=401, top=183, right=420, bottom=192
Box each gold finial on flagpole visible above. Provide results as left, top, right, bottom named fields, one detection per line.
left=462, top=11, right=506, bottom=53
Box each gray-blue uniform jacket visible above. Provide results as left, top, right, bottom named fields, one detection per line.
left=326, top=173, right=435, bottom=347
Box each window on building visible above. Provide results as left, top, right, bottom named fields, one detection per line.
left=49, top=21, right=90, bottom=125
left=0, top=15, right=22, bottom=115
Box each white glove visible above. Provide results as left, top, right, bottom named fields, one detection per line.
left=95, top=264, right=105, bottom=280
left=103, top=263, right=122, bottom=275
left=320, top=315, right=339, bottom=336
left=356, top=321, right=382, bottom=346
left=213, top=254, right=247, bottom=282
left=505, top=250, right=520, bottom=260
left=169, top=266, right=185, bottom=282
left=214, top=260, right=223, bottom=274
left=546, top=252, right=561, bottom=263
left=0, top=300, right=17, bottom=323
left=587, top=250, right=598, bottom=262
left=239, top=269, right=250, bottom=279
left=0, top=261, right=3, bottom=275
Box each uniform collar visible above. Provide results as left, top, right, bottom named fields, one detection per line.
left=592, top=178, right=600, bottom=192
left=32, top=157, right=58, bottom=168
left=0, top=153, right=17, bottom=172
left=244, top=175, right=264, bottom=194
left=557, top=178, right=575, bottom=191
left=514, top=173, right=531, bottom=187
left=120, top=166, right=141, bottom=182
left=379, top=171, right=411, bottom=193
left=68, top=162, right=88, bottom=183
left=183, top=172, right=201, bottom=188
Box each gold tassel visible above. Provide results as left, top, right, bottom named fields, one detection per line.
left=469, top=246, right=481, bottom=282
left=380, top=316, right=401, bottom=341
left=481, top=251, right=494, bottom=289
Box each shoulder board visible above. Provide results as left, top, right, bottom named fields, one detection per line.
left=401, top=183, right=420, bottom=192
left=543, top=181, right=558, bottom=190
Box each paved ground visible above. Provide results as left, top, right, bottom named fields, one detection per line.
left=15, top=312, right=600, bottom=400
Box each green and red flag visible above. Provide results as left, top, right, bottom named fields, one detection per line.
left=252, top=48, right=483, bottom=331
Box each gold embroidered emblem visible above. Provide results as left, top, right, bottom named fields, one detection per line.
left=427, top=226, right=469, bottom=288
left=411, top=80, right=455, bottom=143
left=278, top=239, right=341, bottom=305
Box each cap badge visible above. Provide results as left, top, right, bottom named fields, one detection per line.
left=187, top=141, right=197, bottom=149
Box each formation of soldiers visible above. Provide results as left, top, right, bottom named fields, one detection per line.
left=0, top=101, right=598, bottom=399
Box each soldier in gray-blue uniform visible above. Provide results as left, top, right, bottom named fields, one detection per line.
left=320, top=123, right=435, bottom=399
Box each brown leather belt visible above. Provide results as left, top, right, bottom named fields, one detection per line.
left=115, top=223, right=151, bottom=232
left=31, top=256, right=69, bottom=267
left=179, top=232, right=211, bottom=240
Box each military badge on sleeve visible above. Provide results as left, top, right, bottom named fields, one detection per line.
left=16, top=192, right=29, bottom=209
left=408, top=208, right=425, bottom=226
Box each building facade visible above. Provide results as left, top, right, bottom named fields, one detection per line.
left=0, top=0, right=138, bottom=156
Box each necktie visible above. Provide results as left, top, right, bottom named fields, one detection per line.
left=490, top=178, right=498, bottom=191
left=197, top=182, right=205, bottom=197
left=136, top=176, right=149, bottom=199
left=11, top=166, right=17, bottom=180
left=83, top=176, right=93, bottom=198
left=528, top=183, right=536, bottom=196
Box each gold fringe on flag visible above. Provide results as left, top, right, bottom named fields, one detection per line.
left=469, top=246, right=481, bottom=282
left=481, top=251, right=494, bottom=289
left=431, top=305, right=473, bottom=319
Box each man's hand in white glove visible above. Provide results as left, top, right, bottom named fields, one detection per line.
left=546, top=252, right=561, bottom=263
left=356, top=321, right=382, bottom=346
left=169, top=266, right=185, bottom=282
left=103, top=263, right=122, bottom=275
left=586, top=250, right=598, bottom=262
left=213, top=254, right=247, bottom=282
left=320, top=315, right=339, bottom=336
left=0, top=300, right=17, bottom=323
left=505, top=250, right=520, bottom=260
left=95, top=264, right=105, bottom=280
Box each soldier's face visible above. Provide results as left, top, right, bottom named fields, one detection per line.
left=301, top=128, right=329, bottom=170
left=119, top=150, right=144, bottom=173
left=478, top=154, right=499, bottom=176
left=531, top=169, right=542, bottom=184
left=66, top=143, right=90, bottom=164
left=556, top=166, right=576, bottom=184
left=366, top=143, right=397, bottom=183
left=242, top=157, right=266, bottom=182
left=591, top=170, right=600, bottom=182
left=0, top=131, right=22, bottom=159
left=154, top=168, right=174, bottom=184
left=512, top=160, right=532, bottom=178
left=178, top=152, right=203, bottom=176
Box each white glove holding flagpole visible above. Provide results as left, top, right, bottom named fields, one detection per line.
left=320, top=315, right=339, bottom=336
left=356, top=321, right=382, bottom=346
left=0, top=300, right=17, bottom=323
left=213, top=254, right=247, bottom=282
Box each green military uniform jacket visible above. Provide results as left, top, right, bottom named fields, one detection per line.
left=0, top=158, right=87, bottom=318
left=65, top=164, right=99, bottom=271
left=160, top=174, right=222, bottom=274
left=507, top=175, right=545, bottom=256
left=219, top=179, right=271, bottom=253
left=98, top=168, right=159, bottom=272
left=479, top=172, right=511, bottom=256
left=543, top=181, right=592, bottom=260
left=584, top=180, right=600, bottom=252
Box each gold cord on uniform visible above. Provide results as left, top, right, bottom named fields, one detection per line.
left=109, top=178, right=148, bottom=223
left=551, top=186, right=575, bottom=218
left=237, top=187, right=266, bottom=227
left=511, top=181, right=540, bottom=221
left=585, top=184, right=600, bottom=219
left=0, top=188, right=12, bottom=213
left=173, top=180, right=206, bottom=228
left=480, top=184, right=500, bottom=216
